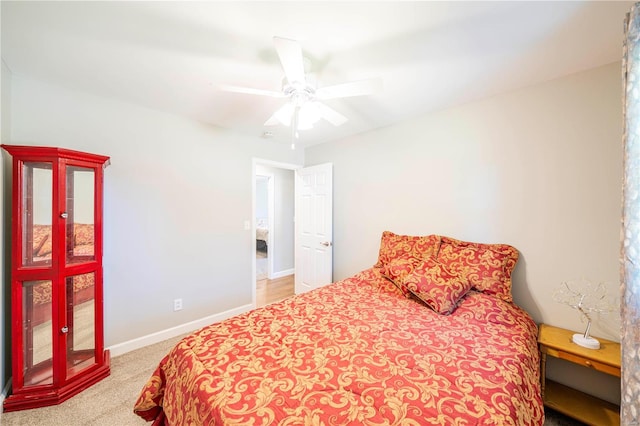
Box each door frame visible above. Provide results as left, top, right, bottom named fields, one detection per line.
left=251, top=158, right=300, bottom=308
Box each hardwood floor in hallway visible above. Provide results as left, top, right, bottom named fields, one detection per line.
left=256, top=274, right=295, bottom=308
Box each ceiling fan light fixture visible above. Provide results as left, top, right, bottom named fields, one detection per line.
left=272, top=98, right=320, bottom=130
left=298, top=102, right=321, bottom=129
left=274, top=102, right=294, bottom=126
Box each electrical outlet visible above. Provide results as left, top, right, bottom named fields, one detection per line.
left=173, top=298, right=183, bottom=311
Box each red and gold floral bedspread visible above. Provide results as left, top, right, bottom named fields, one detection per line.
left=134, top=268, right=543, bottom=425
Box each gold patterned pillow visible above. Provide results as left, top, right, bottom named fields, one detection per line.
left=374, top=231, right=441, bottom=268
left=437, top=236, right=518, bottom=302
left=74, top=223, right=94, bottom=246
left=33, top=224, right=52, bottom=257
left=404, top=257, right=472, bottom=315
left=380, top=255, right=420, bottom=297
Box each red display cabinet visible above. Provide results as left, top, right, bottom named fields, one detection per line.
left=2, top=145, right=110, bottom=411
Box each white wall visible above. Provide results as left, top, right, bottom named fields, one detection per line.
left=0, top=58, right=11, bottom=410
left=305, top=62, right=622, bottom=403
left=8, top=76, right=303, bottom=350
left=256, top=165, right=294, bottom=274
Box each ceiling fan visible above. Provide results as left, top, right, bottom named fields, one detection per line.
left=220, top=36, right=381, bottom=148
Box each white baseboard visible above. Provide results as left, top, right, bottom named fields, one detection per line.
left=107, top=304, right=253, bottom=357
left=270, top=269, right=294, bottom=279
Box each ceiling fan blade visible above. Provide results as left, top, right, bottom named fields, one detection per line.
left=219, top=84, right=285, bottom=98
left=273, top=36, right=306, bottom=86
left=316, top=78, right=382, bottom=100
left=264, top=103, right=294, bottom=127
left=317, top=103, right=348, bottom=126
left=264, top=114, right=280, bottom=126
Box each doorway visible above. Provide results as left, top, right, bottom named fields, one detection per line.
left=252, top=159, right=298, bottom=308
left=255, top=174, right=271, bottom=281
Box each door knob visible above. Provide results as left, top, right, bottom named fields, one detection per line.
left=320, top=241, right=332, bottom=247
left=61, top=326, right=69, bottom=334
left=60, top=212, right=68, bottom=219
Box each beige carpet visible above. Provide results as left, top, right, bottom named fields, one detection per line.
left=1, top=333, right=585, bottom=425
left=1, top=334, right=186, bottom=426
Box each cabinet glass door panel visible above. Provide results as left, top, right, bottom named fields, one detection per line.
left=22, top=280, right=54, bottom=387
left=21, top=162, right=53, bottom=267
left=65, top=166, right=95, bottom=264
left=65, top=273, right=96, bottom=379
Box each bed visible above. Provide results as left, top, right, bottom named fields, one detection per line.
left=256, top=218, right=268, bottom=253
left=29, top=223, right=96, bottom=326
left=134, top=231, right=544, bottom=425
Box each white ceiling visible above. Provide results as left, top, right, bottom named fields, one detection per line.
left=1, top=1, right=634, bottom=148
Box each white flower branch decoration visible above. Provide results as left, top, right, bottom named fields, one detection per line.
left=553, top=279, right=615, bottom=349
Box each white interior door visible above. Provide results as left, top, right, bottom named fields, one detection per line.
left=295, top=163, right=333, bottom=294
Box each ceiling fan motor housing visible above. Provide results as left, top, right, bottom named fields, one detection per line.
left=283, top=73, right=318, bottom=106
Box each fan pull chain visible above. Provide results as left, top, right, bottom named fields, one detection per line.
left=291, top=105, right=301, bottom=150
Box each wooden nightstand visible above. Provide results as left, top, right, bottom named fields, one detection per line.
left=538, top=323, right=620, bottom=426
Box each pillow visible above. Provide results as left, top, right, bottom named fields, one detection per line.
left=32, top=224, right=52, bottom=257
left=374, top=231, right=441, bottom=268
left=404, top=257, right=472, bottom=315
left=33, top=233, right=50, bottom=257
left=437, top=236, right=518, bottom=302
left=74, top=223, right=94, bottom=246
left=380, top=255, right=419, bottom=297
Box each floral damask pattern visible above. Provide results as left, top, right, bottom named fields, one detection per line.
left=73, top=223, right=94, bottom=246
left=31, top=223, right=94, bottom=258
left=134, top=268, right=543, bottom=426
left=380, top=254, right=419, bottom=297
left=437, top=237, right=519, bottom=302
left=32, top=224, right=52, bottom=257
left=374, top=231, right=441, bottom=268
left=32, top=274, right=95, bottom=306
left=31, top=280, right=53, bottom=306
left=404, top=257, right=472, bottom=314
